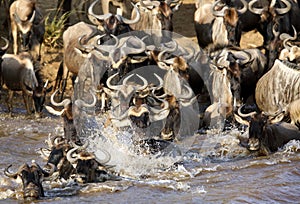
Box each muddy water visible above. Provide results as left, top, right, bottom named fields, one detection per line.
left=0, top=109, right=299, bottom=203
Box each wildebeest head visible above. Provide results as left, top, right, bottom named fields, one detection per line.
left=11, top=0, right=37, bottom=52
left=212, top=0, right=247, bottom=46
left=66, top=143, right=111, bottom=183
left=247, top=113, right=268, bottom=151
left=88, top=0, right=140, bottom=39
left=248, top=0, right=291, bottom=49
left=235, top=105, right=285, bottom=151
left=129, top=0, right=181, bottom=40
left=4, top=161, right=54, bottom=200
left=32, top=74, right=53, bottom=117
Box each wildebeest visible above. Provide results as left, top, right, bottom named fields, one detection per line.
left=236, top=109, right=300, bottom=154
left=45, top=90, right=80, bottom=144
left=248, top=0, right=300, bottom=68
left=209, top=46, right=267, bottom=104
left=41, top=135, right=77, bottom=181
left=191, top=46, right=266, bottom=130
left=194, top=0, right=247, bottom=50
left=130, top=0, right=182, bottom=41
left=278, top=27, right=300, bottom=64
left=9, top=0, right=45, bottom=61
left=104, top=72, right=170, bottom=129
left=55, top=0, right=141, bottom=100
left=66, top=143, right=119, bottom=183
left=255, top=59, right=300, bottom=116
left=0, top=52, right=51, bottom=116
left=4, top=161, right=54, bottom=200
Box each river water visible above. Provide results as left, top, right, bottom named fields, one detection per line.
left=0, top=108, right=299, bottom=203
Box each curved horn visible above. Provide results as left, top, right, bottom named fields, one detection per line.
left=121, top=73, right=135, bottom=86
left=71, top=140, right=89, bottom=150
left=44, top=105, right=65, bottom=116
left=50, top=90, right=72, bottom=107
left=135, top=74, right=148, bottom=91
left=157, top=40, right=178, bottom=62
left=66, top=147, right=79, bottom=164
left=94, top=149, right=111, bottom=164
left=182, top=46, right=195, bottom=62
left=4, top=164, right=28, bottom=178
left=262, top=104, right=284, bottom=118
left=233, top=50, right=252, bottom=65
left=177, top=84, right=193, bottom=100
left=29, top=10, right=36, bottom=23
left=275, top=0, right=291, bottom=15
left=77, top=35, right=95, bottom=52
left=106, top=72, right=122, bottom=90
left=280, top=26, right=297, bottom=50
left=212, top=0, right=228, bottom=17
left=237, top=104, right=257, bottom=117
left=237, top=0, right=248, bottom=14
left=74, top=90, right=97, bottom=108
left=150, top=97, right=169, bottom=114
left=119, top=2, right=140, bottom=24
left=154, top=73, right=164, bottom=88
left=52, top=135, right=65, bottom=146
left=0, top=37, right=9, bottom=51
left=88, top=0, right=113, bottom=20
left=120, top=36, right=146, bottom=56
left=96, top=34, right=119, bottom=53
left=248, top=0, right=265, bottom=15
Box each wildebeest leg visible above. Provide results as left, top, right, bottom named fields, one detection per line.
left=60, top=78, right=68, bottom=102
left=54, top=61, right=64, bottom=91
left=11, top=21, right=18, bottom=54
left=6, top=90, right=14, bottom=115
left=22, top=91, right=33, bottom=115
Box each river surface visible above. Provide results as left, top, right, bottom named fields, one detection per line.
left=0, top=108, right=299, bottom=203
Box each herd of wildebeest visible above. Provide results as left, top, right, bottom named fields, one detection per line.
left=1, top=0, right=300, bottom=200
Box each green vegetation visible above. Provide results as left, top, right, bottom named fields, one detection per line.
left=43, top=11, right=70, bottom=49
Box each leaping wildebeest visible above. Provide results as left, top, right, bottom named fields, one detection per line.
left=9, top=0, right=45, bottom=61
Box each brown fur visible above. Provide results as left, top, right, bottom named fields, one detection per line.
left=224, top=8, right=239, bottom=27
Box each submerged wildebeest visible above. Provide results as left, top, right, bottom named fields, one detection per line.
left=9, top=0, right=45, bottom=61
left=4, top=161, right=54, bottom=200
left=66, top=142, right=121, bottom=183
left=0, top=52, right=51, bottom=116
left=236, top=108, right=300, bottom=154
